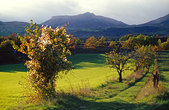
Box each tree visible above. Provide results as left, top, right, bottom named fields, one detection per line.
left=108, top=41, right=117, bottom=48
left=97, top=36, right=106, bottom=47
left=67, top=35, right=77, bottom=47
left=133, top=45, right=160, bottom=87
left=67, top=35, right=78, bottom=54
left=84, top=36, right=98, bottom=49
left=119, top=34, right=136, bottom=41
left=0, top=33, right=21, bottom=63
left=106, top=50, right=131, bottom=82
left=153, top=58, right=160, bottom=87
left=121, top=34, right=159, bottom=50
left=12, top=21, right=72, bottom=101
left=0, top=33, right=18, bottom=50
left=161, top=38, right=169, bottom=50
left=133, top=46, right=155, bottom=72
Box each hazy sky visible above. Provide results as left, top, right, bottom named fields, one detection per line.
left=0, top=0, right=169, bottom=24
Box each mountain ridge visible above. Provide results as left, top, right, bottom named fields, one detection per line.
left=0, top=12, right=169, bottom=37
left=42, top=12, right=128, bottom=29
left=141, top=14, right=169, bottom=27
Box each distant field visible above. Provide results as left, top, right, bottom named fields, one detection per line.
left=0, top=54, right=133, bottom=109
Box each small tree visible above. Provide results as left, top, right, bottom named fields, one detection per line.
left=84, top=36, right=98, bottom=49
left=12, top=21, right=72, bottom=101
left=133, top=46, right=156, bottom=72
left=161, top=38, right=169, bottom=50
left=67, top=35, right=78, bottom=54
left=0, top=33, right=18, bottom=51
left=108, top=41, right=117, bottom=48
left=133, top=46, right=160, bottom=87
left=97, top=36, right=106, bottom=47
left=106, top=50, right=131, bottom=82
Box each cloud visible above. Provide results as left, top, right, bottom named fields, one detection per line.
left=0, top=0, right=169, bottom=24
left=0, top=0, right=81, bottom=23
left=77, top=0, right=169, bottom=24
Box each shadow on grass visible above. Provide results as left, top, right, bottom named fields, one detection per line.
left=156, top=92, right=169, bottom=101
left=159, top=68, right=169, bottom=72
left=68, top=54, right=106, bottom=69
left=21, top=94, right=162, bottom=110
left=154, top=92, right=169, bottom=110
left=0, top=63, right=27, bottom=73
left=158, top=59, right=169, bottom=64
left=0, top=54, right=106, bottom=72
left=160, top=75, right=169, bottom=82
left=127, top=72, right=148, bottom=87
left=89, top=72, right=149, bottom=100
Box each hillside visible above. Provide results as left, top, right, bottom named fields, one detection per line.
left=142, top=14, right=169, bottom=27
left=0, top=21, right=28, bottom=36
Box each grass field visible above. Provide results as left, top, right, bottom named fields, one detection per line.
left=0, top=52, right=168, bottom=110
left=158, top=51, right=169, bottom=92
left=0, top=54, right=133, bottom=109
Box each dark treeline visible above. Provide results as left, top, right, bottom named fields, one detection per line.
left=0, top=33, right=169, bottom=64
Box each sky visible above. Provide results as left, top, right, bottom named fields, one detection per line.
left=0, top=0, right=169, bottom=25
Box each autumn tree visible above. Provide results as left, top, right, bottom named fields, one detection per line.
left=119, top=34, right=136, bottom=41
left=97, top=36, right=106, bottom=47
left=106, top=50, right=131, bottom=82
left=161, top=38, right=169, bottom=50
left=0, top=33, right=21, bottom=63
left=84, top=36, right=98, bottom=49
left=68, top=35, right=77, bottom=47
left=108, top=41, right=117, bottom=48
left=0, top=33, right=18, bottom=50
left=133, top=45, right=160, bottom=87
left=67, top=35, right=78, bottom=54
left=121, top=34, right=159, bottom=50
left=12, top=21, right=72, bottom=101
left=121, top=34, right=144, bottom=49
left=133, top=46, right=155, bottom=72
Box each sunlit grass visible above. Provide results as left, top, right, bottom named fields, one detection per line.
left=56, top=54, right=132, bottom=91
left=2, top=51, right=168, bottom=110
left=0, top=54, right=133, bottom=109
left=0, top=65, right=26, bottom=109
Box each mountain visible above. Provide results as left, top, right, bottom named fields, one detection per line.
left=42, top=12, right=128, bottom=29
left=0, top=21, right=29, bottom=36
left=0, top=12, right=169, bottom=38
left=142, top=14, right=169, bottom=27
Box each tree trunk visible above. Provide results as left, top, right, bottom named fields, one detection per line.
left=119, top=72, right=122, bottom=82
left=153, top=71, right=160, bottom=88
left=153, top=58, right=160, bottom=88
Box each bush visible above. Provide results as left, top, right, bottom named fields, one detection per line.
left=12, top=21, right=72, bottom=102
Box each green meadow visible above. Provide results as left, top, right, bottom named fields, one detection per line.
left=0, top=54, right=132, bottom=109
left=0, top=53, right=168, bottom=110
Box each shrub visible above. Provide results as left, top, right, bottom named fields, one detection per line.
left=12, top=21, right=72, bottom=102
